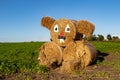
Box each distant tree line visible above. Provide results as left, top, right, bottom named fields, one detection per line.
left=85, top=34, right=120, bottom=41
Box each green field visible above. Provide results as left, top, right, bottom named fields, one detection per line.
left=0, top=42, right=48, bottom=78
left=0, top=41, right=120, bottom=79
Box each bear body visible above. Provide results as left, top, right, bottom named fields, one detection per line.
left=38, top=16, right=97, bottom=73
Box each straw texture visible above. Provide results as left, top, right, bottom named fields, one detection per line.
left=61, top=41, right=97, bottom=73
left=38, top=42, right=63, bottom=69
left=76, top=20, right=95, bottom=38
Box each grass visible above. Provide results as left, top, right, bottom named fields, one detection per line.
left=91, top=41, right=120, bottom=53
left=0, top=41, right=120, bottom=79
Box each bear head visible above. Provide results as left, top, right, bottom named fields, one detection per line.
left=41, top=16, right=95, bottom=47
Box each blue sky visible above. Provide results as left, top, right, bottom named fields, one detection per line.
left=0, top=0, right=120, bottom=42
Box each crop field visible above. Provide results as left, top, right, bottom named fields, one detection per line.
left=0, top=41, right=120, bottom=80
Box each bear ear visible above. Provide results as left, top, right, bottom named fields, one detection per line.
left=41, top=16, right=55, bottom=30
left=76, top=20, right=95, bottom=38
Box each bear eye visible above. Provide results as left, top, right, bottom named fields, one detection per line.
left=54, top=24, right=59, bottom=32
left=65, top=24, right=70, bottom=32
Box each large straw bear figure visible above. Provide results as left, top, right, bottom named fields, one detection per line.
left=38, top=16, right=97, bottom=73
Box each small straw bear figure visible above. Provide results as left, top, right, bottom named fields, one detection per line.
left=38, top=16, right=97, bottom=73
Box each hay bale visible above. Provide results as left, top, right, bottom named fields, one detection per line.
left=77, top=41, right=97, bottom=68
left=61, top=41, right=97, bottom=73
left=60, top=60, right=81, bottom=73
left=76, top=20, right=95, bottom=38
left=50, top=18, right=76, bottom=47
left=41, top=16, right=55, bottom=30
left=38, top=42, right=63, bottom=69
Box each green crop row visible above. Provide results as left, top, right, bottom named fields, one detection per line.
left=0, top=42, right=48, bottom=77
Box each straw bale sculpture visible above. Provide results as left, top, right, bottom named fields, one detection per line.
left=38, top=16, right=97, bottom=73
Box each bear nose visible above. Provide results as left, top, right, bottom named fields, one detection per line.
left=60, top=32, right=64, bottom=37
left=58, top=32, right=66, bottom=40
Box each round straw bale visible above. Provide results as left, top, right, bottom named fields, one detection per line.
left=77, top=41, right=97, bottom=68
left=38, top=42, right=63, bottom=69
left=61, top=41, right=97, bottom=73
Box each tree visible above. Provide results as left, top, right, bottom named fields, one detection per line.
left=112, top=36, right=119, bottom=41
left=89, top=34, right=97, bottom=41
left=98, top=34, right=104, bottom=41
left=107, top=34, right=112, bottom=41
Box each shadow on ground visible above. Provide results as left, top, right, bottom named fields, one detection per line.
left=92, top=50, right=109, bottom=65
